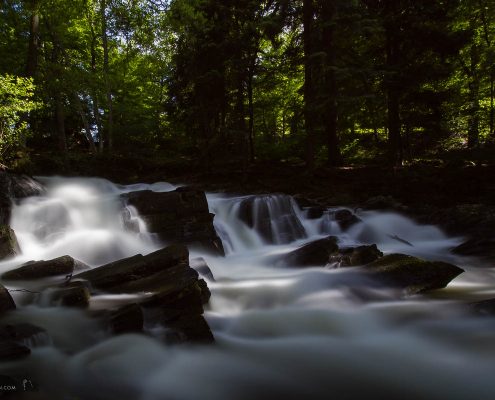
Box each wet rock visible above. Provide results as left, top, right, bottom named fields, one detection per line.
left=362, top=195, right=405, bottom=211
left=75, top=244, right=195, bottom=294
left=469, top=298, right=495, bottom=316
left=0, top=323, right=49, bottom=360
left=292, top=195, right=318, bottom=209
left=141, top=281, right=205, bottom=319
left=334, top=209, right=361, bottom=231
left=452, top=237, right=495, bottom=262
left=0, top=225, right=20, bottom=260
left=280, top=236, right=339, bottom=267
left=0, top=323, right=46, bottom=344
left=0, top=341, right=30, bottom=360
left=329, top=244, right=383, bottom=267
left=123, top=187, right=224, bottom=255
left=0, top=285, right=16, bottom=315
left=2, top=255, right=88, bottom=281
left=306, top=206, right=326, bottom=220
left=238, top=194, right=306, bottom=244
left=190, top=257, right=215, bottom=281
left=364, top=254, right=464, bottom=295
left=43, top=282, right=90, bottom=308
left=109, top=304, right=144, bottom=334
left=165, top=315, right=214, bottom=344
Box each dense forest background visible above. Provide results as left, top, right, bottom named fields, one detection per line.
left=1, top=0, right=494, bottom=173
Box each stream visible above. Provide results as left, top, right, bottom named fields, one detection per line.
left=1, top=177, right=495, bottom=399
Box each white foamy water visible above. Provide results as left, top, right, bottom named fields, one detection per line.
left=1, top=178, right=495, bottom=399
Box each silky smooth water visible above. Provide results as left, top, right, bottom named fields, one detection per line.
left=1, top=177, right=495, bottom=400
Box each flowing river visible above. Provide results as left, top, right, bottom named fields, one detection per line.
left=1, top=177, right=495, bottom=399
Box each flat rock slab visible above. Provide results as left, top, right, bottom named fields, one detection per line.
left=364, top=253, right=464, bottom=295
left=2, top=255, right=88, bottom=280
left=75, top=244, right=191, bottom=293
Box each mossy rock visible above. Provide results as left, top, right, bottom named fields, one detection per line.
left=0, top=225, right=20, bottom=261
left=364, top=253, right=464, bottom=294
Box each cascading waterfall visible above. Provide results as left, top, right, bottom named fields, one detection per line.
left=1, top=178, right=495, bottom=400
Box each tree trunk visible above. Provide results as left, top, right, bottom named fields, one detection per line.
left=55, top=94, right=67, bottom=153
left=467, top=38, right=480, bottom=148
left=26, top=0, right=40, bottom=78
left=100, top=0, right=113, bottom=152
left=74, top=96, right=97, bottom=153
left=88, top=5, right=104, bottom=152
left=490, top=71, right=494, bottom=139
left=247, top=65, right=255, bottom=163
left=303, top=0, right=316, bottom=169
left=320, top=1, right=342, bottom=167
left=384, top=5, right=402, bottom=166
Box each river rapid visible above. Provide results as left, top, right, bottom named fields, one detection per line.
left=1, top=177, right=495, bottom=400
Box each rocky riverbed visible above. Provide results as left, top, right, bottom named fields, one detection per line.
left=0, top=173, right=494, bottom=399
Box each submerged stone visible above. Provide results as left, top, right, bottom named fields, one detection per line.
left=364, top=253, right=464, bottom=294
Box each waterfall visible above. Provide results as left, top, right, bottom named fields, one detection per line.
left=0, top=177, right=494, bottom=400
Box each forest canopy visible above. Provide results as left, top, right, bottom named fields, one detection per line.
left=0, top=0, right=494, bottom=170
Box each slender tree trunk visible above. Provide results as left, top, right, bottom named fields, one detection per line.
left=74, top=96, right=97, bottom=153
left=467, top=38, right=480, bottom=148
left=320, top=1, right=342, bottom=167
left=384, top=6, right=402, bottom=166
left=303, top=0, right=316, bottom=169
left=26, top=0, right=40, bottom=78
left=55, top=94, right=67, bottom=153
left=247, top=66, right=255, bottom=163
left=100, top=0, right=113, bottom=152
left=490, top=71, right=494, bottom=139
left=88, top=7, right=104, bottom=152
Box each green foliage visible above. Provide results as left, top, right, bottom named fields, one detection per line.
left=0, top=0, right=493, bottom=168
left=0, top=75, right=39, bottom=164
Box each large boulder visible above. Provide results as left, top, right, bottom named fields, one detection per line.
left=280, top=236, right=339, bottom=267
left=237, top=194, right=306, bottom=244
left=2, top=255, right=88, bottom=281
left=364, top=254, right=464, bottom=295
left=0, top=225, right=20, bottom=260
left=75, top=244, right=214, bottom=343
left=123, top=187, right=224, bottom=255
